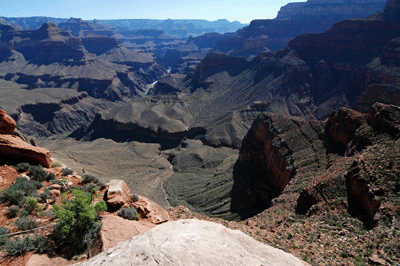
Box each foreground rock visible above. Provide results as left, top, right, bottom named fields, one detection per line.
left=0, top=134, right=51, bottom=167
left=131, top=196, right=170, bottom=224
left=88, top=215, right=155, bottom=258
left=76, top=219, right=309, bottom=266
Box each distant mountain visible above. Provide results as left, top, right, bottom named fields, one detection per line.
left=213, top=0, right=387, bottom=58
left=0, top=17, right=247, bottom=39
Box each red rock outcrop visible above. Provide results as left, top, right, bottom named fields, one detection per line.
left=325, top=107, right=374, bottom=155
left=231, top=112, right=326, bottom=217
left=0, top=134, right=51, bottom=167
left=355, top=84, right=400, bottom=113
left=0, top=109, right=16, bottom=135
left=345, top=161, right=381, bottom=229
left=131, top=196, right=171, bottom=224
left=106, top=180, right=131, bottom=208
left=367, top=102, right=400, bottom=138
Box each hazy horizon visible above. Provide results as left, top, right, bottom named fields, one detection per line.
left=1, top=0, right=296, bottom=24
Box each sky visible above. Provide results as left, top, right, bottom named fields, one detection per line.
left=1, top=0, right=294, bottom=23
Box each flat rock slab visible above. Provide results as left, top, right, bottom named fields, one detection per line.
left=0, top=134, right=51, bottom=167
left=76, top=219, right=309, bottom=266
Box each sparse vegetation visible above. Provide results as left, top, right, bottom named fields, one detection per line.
left=61, top=167, right=73, bottom=176
left=117, top=207, right=140, bottom=220
left=0, top=177, right=39, bottom=205
left=29, top=165, right=55, bottom=181
left=14, top=216, right=40, bottom=230
left=51, top=162, right=62, bottom=168
left=82, top=174, right=99, bottom=184
left=6, top=206, right=20, bottom=218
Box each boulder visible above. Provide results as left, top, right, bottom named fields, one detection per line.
left=88, top=215, right=155, bottom=258
left=50, top=189, right=61, bottom=198
left=0, top=134, right=51, bottom=167
left=0, top=109, right=16, bottom=135
left=131, top=196, right=170, bottom=224
left=106, top=180, right=131, bottom=207
left=76, top=219, right=309, bottom=266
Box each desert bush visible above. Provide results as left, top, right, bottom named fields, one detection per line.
left=52, top=189, right=107, bottom=257
left=19, top=209, right=29, bottom=217
left=117, top=207, right=139, bottom=220
left=87, top=183, right=98, bottom=193
left=15, top=163, right=30, bottom=172
left=14, top=216, right=39, bottom=230
left=62, top=168, right=73, bottom=176
left=6, top=206, right=20, bottom=218
left=30, top=233, right=50, bottom=253
left=0, top=227, right=10, bottom=246
left=5, top=235, right=32, bottom=255
left=51, top=162, right=62, bottom=168
left=5, top=233, right=49, bottom=255
left=0, top=177, right=38, bottom=205
left=82, top=174, right=98, bottom=184
left=39, top=189, right=53, bottom=202
left=131, top=194, right=140, bottom=202
left=29, top=165, right=54, bottom=181
left=97, top=182, right=106, bottom=190
left=23, top=197, right=39, bottom=214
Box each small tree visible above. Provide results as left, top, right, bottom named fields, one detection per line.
left=52, top=189, right=106, bottom=257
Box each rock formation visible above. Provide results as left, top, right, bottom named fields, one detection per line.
left=131, top=196, right=170, bottom=224
left=345, top=161, right=381, bottom=228
left=0, top=109, right=52, bottom=167
left=76, top=219, right=309, bottom=266
left=106, top=180, right=131, bottom=208
left=0, top=109, right=16, bottom=134
left=0, top=134, right=52, bottom=167
left=213, top=0, right=387, bottom=57
left=230, top=112, right=327, bottom=217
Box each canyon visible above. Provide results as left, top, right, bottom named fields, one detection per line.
left=0, top=0, right=400, bottom=264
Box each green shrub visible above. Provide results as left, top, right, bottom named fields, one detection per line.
left=16, top=163, right=31, bottom=172
left=62, top=168, right=73, bottom=176
left=6, top=206, right=20, bottom=218
left=52, top=189, right=106, bottom=257
left=117, top=207, right=139, bottom=220
left=15, top=216, right=39, bottom=230
left=23, top=197, right=39, bottom=214
left=0, top=227, right=10, bottom=246
left=51, top=162, right=62, bottom=168
left=82, top=174, right=98, bottom=184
